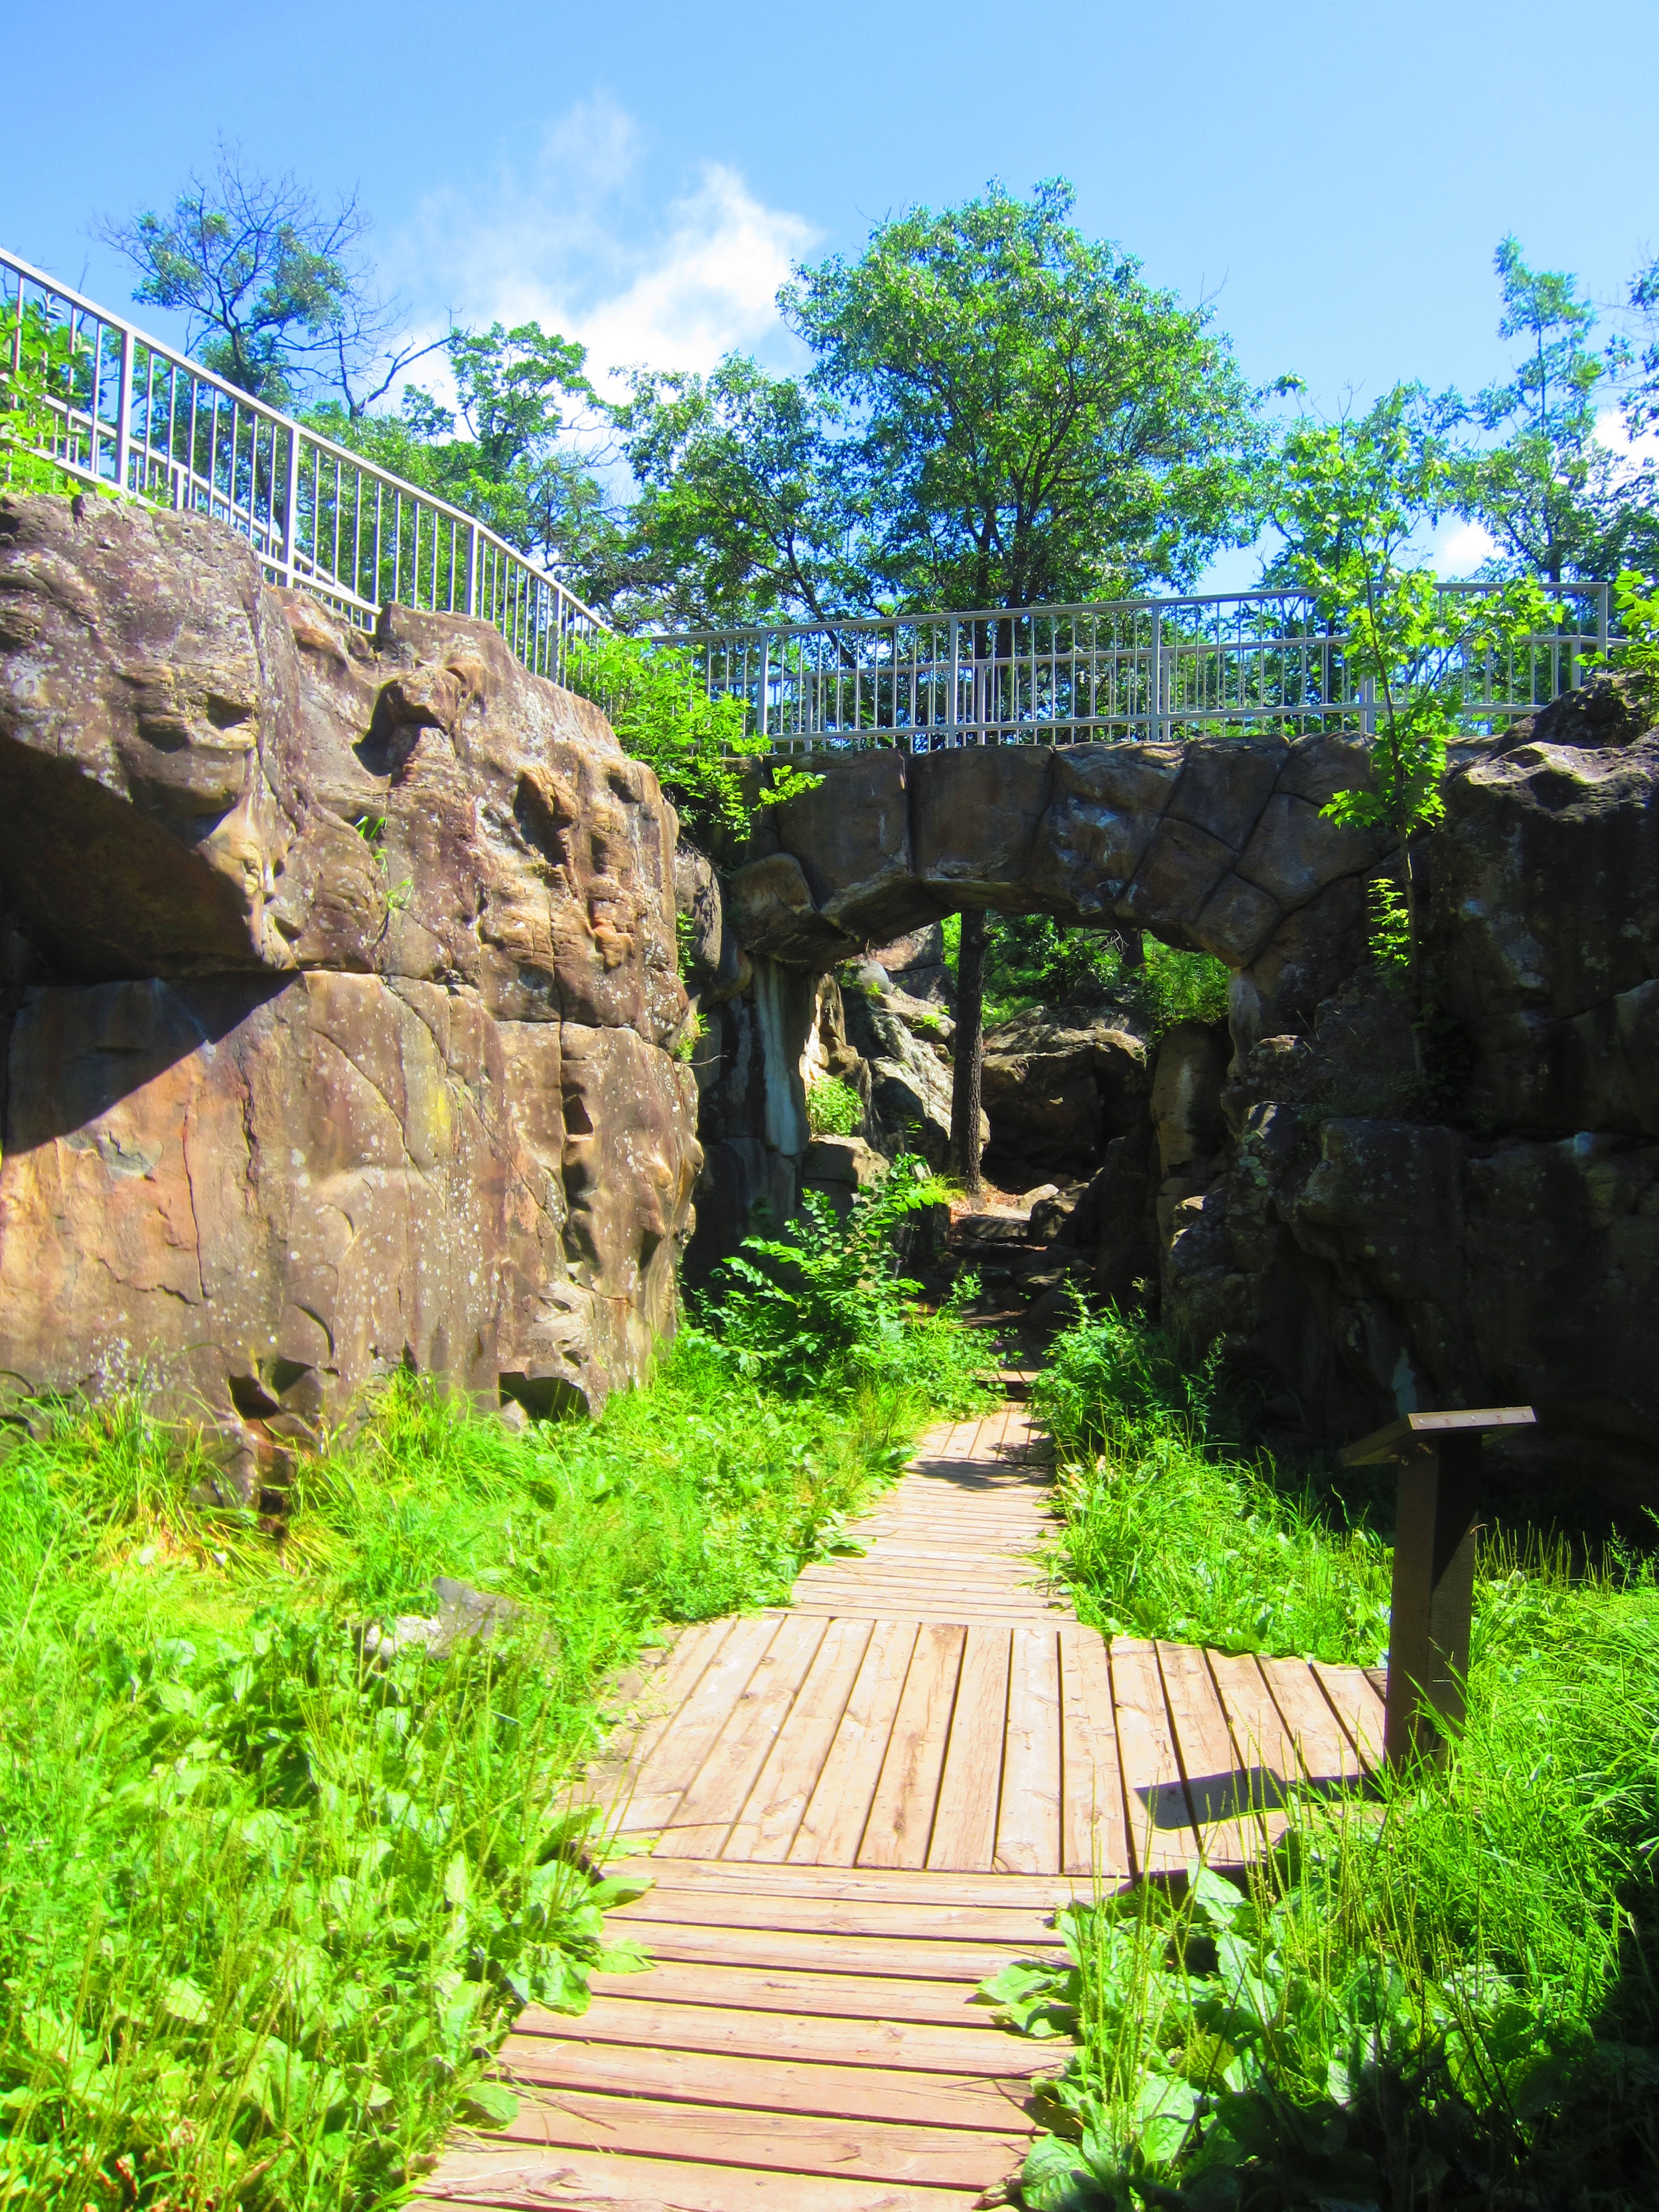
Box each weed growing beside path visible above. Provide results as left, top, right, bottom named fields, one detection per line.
left=1007, top=1305, right=1659, bottom=2208
left=1035, top=1309, right=1392, bottom=1664
left=992, top=1548, right=1659, bottom=2209
left=0, top=1308, right=991, bottom=2208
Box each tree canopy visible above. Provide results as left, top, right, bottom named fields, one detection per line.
left=1447, top=237, right=1657, bottom=583
left=617, top=180, right=1271, bottom=625
left=101, top=161, right=1659, bottom=629
left=100, top=145, right=439, bottom=415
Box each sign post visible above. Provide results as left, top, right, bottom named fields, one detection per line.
left=1341, top=1406, right=1536, bottom=1767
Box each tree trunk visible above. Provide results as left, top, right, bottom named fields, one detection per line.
left=950, top=908, right=987, bottom=1197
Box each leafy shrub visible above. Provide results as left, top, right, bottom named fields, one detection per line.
left=1035, top=1306, right=1392, bottom=1663
left=1121, top=938, right=1231, bottom=1032
left=989, top=1546, right=1659, bottom=2211
left=1601, top=567, right=1659, bottom=715
left=806, top=1075, right=863, bottom=1134
left=563, top=631, right=818, bottom=849
left=698, top=1154, right=988, bottom=1403
left=943, top=911, right=1230, bottom=1033
left=0, top=304, right=107, bottom=496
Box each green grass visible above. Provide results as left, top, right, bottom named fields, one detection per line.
left=1033, top=1309, right=1392, bottom=1664
left=1005, top=1305, right=1659, bottom=2209
left=0, top=1318, right=991, bottom=2209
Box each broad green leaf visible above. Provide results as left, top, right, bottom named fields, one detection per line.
left=459, top=2079, right=520, bottom=2128
left=162, top=1976, right=212, bottom=2025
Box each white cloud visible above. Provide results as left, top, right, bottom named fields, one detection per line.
left=1427, top=517, right=1500, bottom=577
left=384, top=100, right=816, bottom=398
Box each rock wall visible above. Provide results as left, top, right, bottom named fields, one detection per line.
left=699, top=697, right=1659, bottom=1511
left=0, top=494, right=701, bottom=1459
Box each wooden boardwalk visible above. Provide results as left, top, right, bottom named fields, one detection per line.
left=419, top=1397, right=1384, bottom=2211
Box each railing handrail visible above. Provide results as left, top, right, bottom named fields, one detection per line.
left=651, top=580, right=1611, bottom=752
left=649, top=576, right=1609, bottom=649
left=2, top=244, right=610, bottom=661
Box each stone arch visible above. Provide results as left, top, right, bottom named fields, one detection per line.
left=725, top=737, right=1392, bottom=1049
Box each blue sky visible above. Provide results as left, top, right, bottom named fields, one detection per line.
left=5, top=0, right=1656, bottom=587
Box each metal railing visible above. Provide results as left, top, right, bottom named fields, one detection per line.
left=652, top=584, right=1611, bottom=752
left=1, top=246, right=609, bottom=680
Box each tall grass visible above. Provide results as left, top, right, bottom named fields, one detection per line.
left=0, top=1317, right=990, bottom=2208
left=1005, top=1305, right=1659, bottom=2209
left=1034, top=1309, right=1392, bottom=1664
left=995, top=1548, right=1659, bottom=2209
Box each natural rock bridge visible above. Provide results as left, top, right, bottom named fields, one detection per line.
left=725, top=733, right=1390, bottom=1049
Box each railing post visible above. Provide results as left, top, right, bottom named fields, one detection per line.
left=113, top=324, right=135, bottom=496
left=755, top=633, right=770, bottom=745
left=281, top=422, right=303, bottom=589
left=466, top=522, right=479, bottom=619
left=1147, top=607, right=1164, bottom=743
left=948, top=617, right=960, bottom=747
left=1342, top=1406, right=1535, bottom=1767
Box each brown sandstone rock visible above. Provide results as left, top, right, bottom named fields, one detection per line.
left=0, top=494, right=700, bottom=1420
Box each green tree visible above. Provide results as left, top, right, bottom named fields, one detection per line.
left=1622, top=250, right=1659, bottom=440
left=1449, top=237, right=1656, bottom=583
left=619, top=180, right=1271, bottom=627
left=785, top=177, right=1269, bottom=612
left=616, top=354, right=859, bottom=627
left=308, top=323, right=626, bottom=597
left=1272, top=390, right=1551, bottom=1041
left=100, top=145, right=437, bottom=411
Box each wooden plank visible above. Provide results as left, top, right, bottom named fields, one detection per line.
left=613, top=1857, right=1093, bottom=1911
left=501, top=2037, right=1047, bottom=2131
left=995, top=1627, right=1063, bottom=1874
left=926, top=1627, right=1012, bottom=1872
left=418, top=2142, right=985, bottom=2211
left=614, top=1891, right=1063, bottom=1943
left=1312, top=1661, right=1386, bottom=1775
left=1200, top=1649, right=1295, bottom=1849
left=656, top=1617, right=829, bottom=1858
left=857, top=1624, right=967, bottom=1869
left=1108, top=1640, right=1196, bottom=1875
left=790, top=1576, right=1052, bottom=1593
left=616, top=1616, right=782, bottom=1832
left=583, top=1957, right=1054, bottom=2028
left=1156, top=1641, right=1256, bottom=1866
left=510, top=1996, right=1062, bottom=2079
left=831, top=1543, right=1037, bottom=1558
left=1257, top=1656, right=1366, bottom=1787
left=724, top=1619, right=873, bottom=1862
left=788, top=1605, right=1066, bottom=1627
left=478, top=2087, right=1031, bottom=2188
left=789, top=1621, right=920, bottom=1866
left=585, top=1619, right=735, bottom=1806
left=1058, top=1623, right=1131, bottom=1880
left=624, top=1920, right=1062, bottom=1981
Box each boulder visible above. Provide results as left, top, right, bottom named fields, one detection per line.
left=801, top=1134, right=885, bottom=1218
left=980, top=1003, right=1151, bottom=1178
left=867, top=922, right=953, bottom=1005
left=1435, top=721, right=1659, bottom=1135
left=0, top=494, right=701, bottom=1420
left=842, top=982, right=983, bottom=1166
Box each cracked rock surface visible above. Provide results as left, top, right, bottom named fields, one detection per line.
left=0, top=494, right=700, bottom=1441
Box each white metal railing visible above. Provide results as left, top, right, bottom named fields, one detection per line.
left=654, top=583, right=1611, bottom=752
left=1, top=246, right=609, bottom=679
